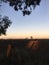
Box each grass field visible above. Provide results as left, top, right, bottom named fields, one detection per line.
left=0, top=39, right=49, bottom=65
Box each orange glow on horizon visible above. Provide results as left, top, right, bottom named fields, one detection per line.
left=0, top=33, right=49, bottom=39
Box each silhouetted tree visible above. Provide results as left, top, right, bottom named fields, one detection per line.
left=0, top=0, right=41, bottom=35
left=0, top=16, right=12, bottom=35
left=0, top=0, right=41, bottom=16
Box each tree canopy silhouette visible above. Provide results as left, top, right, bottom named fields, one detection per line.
left=0, top=16, right=12, bottom=35
left=0, top=0, right=41, bottom=16
left=0, top=0, right=41, bottom=35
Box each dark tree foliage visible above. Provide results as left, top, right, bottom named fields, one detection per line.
left=0, top=0, right=41, bottom=16
left=0, top=16, right=12, bottom=35
left=0, top=0, right=41, bottom=35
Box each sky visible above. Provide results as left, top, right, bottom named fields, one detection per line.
left=0, top=0, right=49, bottom=39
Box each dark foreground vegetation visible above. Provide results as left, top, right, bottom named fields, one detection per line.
left=0, top=39, right=49, bottom=65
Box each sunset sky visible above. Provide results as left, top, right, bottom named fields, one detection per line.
left=0, top=0, right=49, bottom=39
